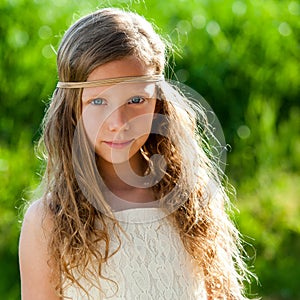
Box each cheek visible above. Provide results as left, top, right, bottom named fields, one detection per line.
left=130, top=113, right=154, bottom=133
left=82, top=109, right=105, bottom=143
left=127, top=102, right=157, bottom=135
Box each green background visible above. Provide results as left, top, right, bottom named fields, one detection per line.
left=1, top=0, right=299, bottom=299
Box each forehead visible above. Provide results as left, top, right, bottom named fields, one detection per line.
left=81, top=56, right=156, bottom=100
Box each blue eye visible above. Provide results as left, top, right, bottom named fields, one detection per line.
left=128, top=96, right=145, bottom=104
left=91, top=98, right=105, bottom=105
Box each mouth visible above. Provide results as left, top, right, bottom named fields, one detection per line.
left=103, top=139, right=134, bottom=149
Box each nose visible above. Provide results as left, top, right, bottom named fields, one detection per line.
left=106, top=106, right=129, bottom=132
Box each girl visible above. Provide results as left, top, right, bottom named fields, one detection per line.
left=19, top=8, right=254, bottom=300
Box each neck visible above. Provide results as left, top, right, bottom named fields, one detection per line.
left=96, top=152, right=147, bottom=192
left=96, top=152, right=156, bottom=208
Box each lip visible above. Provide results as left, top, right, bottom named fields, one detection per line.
left=103, top=139, right=134, bottom=149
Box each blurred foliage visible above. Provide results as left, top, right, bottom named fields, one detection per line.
left=0, top=133, right=40, bottom=299
left=0, top=0, right=299, bottom=299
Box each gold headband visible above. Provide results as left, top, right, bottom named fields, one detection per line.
left=57, top=74, right=164, bottom=89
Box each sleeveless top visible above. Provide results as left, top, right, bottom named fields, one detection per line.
left=63, top=208, right=207, bottom=299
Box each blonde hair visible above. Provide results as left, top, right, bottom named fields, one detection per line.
left=39, top=7, right=254, bottom=299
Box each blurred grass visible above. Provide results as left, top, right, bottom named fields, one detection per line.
left=0, top=0, right=299, bottom=299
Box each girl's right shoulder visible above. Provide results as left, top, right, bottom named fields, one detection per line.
left=19, top=199, right=60, bottom=300
left=23, top=197, right=50, bottom=221
left=21, top=199, right=53, bottom=239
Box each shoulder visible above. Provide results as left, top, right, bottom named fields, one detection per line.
left=19, top=199, right=60, bottom=300
left=20, top=199, right=53, bottom=245
left=21, top=198, right=46, bottom=226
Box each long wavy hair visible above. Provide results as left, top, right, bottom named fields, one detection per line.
left=39, top=7, right=254, bottom=299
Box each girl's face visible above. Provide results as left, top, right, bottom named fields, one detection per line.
left=81, top=56, right=157, bottom=165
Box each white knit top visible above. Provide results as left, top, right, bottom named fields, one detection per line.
left=63, top=208, right=207, bottom=299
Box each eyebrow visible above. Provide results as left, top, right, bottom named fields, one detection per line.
left=83, top=83, right=157, bottom=103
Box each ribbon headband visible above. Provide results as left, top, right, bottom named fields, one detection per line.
left=57, top=74, right=164, bottom=89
